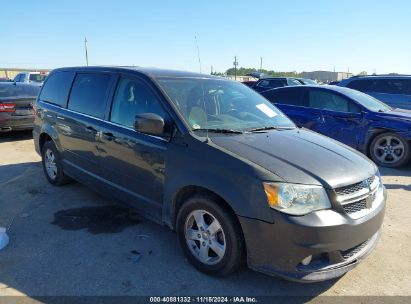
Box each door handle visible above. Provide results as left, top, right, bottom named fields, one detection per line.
left=85, top=126, right=98, bottom=133
left=101, top=131, right=115, bottom=140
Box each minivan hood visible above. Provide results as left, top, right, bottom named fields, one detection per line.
left=211, top=128, right=376, bottom=189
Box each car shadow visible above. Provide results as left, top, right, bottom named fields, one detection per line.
left=0, top=130, right=33, bottom=143
left=0, top=161, right=340, bottom=298
left=379, top=163, right=411, bottom=191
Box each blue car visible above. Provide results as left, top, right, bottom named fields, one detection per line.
left=338, top=75, right=411, bottom=110
left=262, top=85, right=411, bottom=167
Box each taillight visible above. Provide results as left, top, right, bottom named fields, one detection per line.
left=0, top=103, right=16, bottom=112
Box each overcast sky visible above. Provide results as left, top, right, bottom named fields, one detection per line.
left=2, top=0, right=410, bottom=74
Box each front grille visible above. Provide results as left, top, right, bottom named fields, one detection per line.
left=367, top=176, right=375, bottom=186
left=342, top=199, right=367, bottom=214
left=341, top=239, right=370, bottom=260
left=335, top=181, right=365, bottom=196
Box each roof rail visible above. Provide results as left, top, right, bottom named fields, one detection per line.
left=350, top=74, right=411, bottom=78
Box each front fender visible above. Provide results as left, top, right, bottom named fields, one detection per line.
left=163, top=137, right=279, bottom=228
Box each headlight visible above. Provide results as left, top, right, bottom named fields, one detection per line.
left=263, top=182, right=331, bottom=215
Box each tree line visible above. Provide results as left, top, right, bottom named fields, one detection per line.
left=212, top=67, right=303, bottom=77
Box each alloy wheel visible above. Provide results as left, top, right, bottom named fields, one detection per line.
left=373, top=135, right=405, bottom=164
left=184, top=210, right=226, bottom=265
left=44, top=149, right=58, bottom=180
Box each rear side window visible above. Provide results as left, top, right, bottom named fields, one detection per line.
left=287, top=78, right=301, bottom=86
left=346, top=79, right=374, bottom=92
left=39, top=71, right=75, bottom=107
left=309, top=90, right=351, bottom=112
left=264, top=88, right=307, bottom=106
left=374, top=79, right=411, bottom=95
left=257, top=79, right=285, bottom=89
left=68, top=73, right=112, bottom=118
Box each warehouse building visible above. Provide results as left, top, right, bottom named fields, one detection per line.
left=301, top=71, right=353, bottom=83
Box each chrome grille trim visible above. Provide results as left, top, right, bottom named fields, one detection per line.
left=342, top=199, right=367, bottom=214
left=334, top=175, right=381, bottom=218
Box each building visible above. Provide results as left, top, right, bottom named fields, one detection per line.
left=301, top=71, right=353, bottom=83
left=0, top=68, right=51, bottom=80
left=225, top=75, right=257, bottom=82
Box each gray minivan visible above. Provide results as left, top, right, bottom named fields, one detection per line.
left=33, top=66, right=386, bottom=282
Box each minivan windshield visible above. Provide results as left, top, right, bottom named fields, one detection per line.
left=157, top=77, right=295, bottom=133
left=342, top=88, right=392, bottom=112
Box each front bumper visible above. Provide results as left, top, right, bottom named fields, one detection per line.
left=239, top=186, right=386, bottom=282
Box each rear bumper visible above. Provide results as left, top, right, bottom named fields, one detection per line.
left=239, top=187, right=386, bottom=282
left=0, top=113, right=34, bottom=131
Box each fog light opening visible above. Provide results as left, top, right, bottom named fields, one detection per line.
left=301, top=255, right=312, bottom=266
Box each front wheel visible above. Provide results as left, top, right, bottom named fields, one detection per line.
left=176, top=194, right=245, bottom=276
left=370, top=132, right=410, bottom=167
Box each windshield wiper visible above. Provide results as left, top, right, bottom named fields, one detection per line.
left=248, top=126, right=293, bottom=132
left=193, top=128, right=243, bottom=134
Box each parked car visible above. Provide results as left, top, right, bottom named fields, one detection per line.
left=262, top=85, right=411, bottom=167
left=13, top=71, right=48, bottom=85
left=0, top=82, right=40, bottom=132
left=338, top=75, right=411, bottom=110
left=34, top=66, right=386, bottom=282
left=296, top=78, right=319, bottom=85
left=328, top=81, right=340, bottom=85
left=253, top=77, right=303, bottom=92
left=241, top=80, right=257, bottom=88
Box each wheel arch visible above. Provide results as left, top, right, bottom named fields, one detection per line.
left=365, top=127, right=397, bottom=156
left=170, top=185, right=238, bottom=231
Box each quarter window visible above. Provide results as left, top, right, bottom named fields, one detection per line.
left=68, top=73, right=112, bottom=118
left=264, top=88, right=307, bottom=106
left=39, top=71, right=75, bottom=107
left=110, top=77, right=169, bottom=129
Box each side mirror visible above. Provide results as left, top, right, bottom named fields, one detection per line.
left=134, top=113, right=165, bottom=136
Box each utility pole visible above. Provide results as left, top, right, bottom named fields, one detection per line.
left=233, top=56, right=238, bottom=80
left=211, top=65, right=213, bottom=75
left=260, top=57, right=263, bottom=71
left=84, top=37, right=89, bottom=66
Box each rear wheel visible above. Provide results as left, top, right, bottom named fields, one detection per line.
left=41, top=140, right=72, bottom=185
left=370, top=132, right=410, bottom=167
left=176, top=194, right=245, bottom=276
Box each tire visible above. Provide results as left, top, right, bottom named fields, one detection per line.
left=176, top=194, right=245, bottom=276
left=369, top=132, right=411, bottom=168
left=41, top=140, right=72, bottom=185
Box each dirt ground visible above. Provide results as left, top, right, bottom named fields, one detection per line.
left=0, top=131, right=410, bottom=299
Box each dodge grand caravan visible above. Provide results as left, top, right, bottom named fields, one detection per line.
left=33, top=67, right=386, bottom=282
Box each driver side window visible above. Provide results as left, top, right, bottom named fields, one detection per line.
left=110, top=76, right=169, bottom=129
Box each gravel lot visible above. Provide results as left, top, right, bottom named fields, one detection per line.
left=0, top=131, right=410, bottom=299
